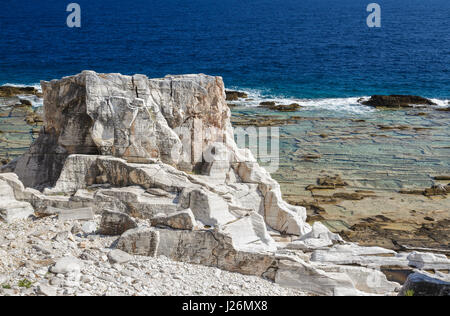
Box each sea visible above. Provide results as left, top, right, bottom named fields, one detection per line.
left=0, top=0, right=449, bottom=111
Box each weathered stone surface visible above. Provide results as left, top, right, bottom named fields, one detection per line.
left=310, top=243, right=403, bottom=267
left=235, top=161, right=311, bottom=235
left=150, top=209, right=197, bottom=230
left=99, top=209, right=138, bottom=236
left=179, top=187, right=235, bottom=227
left=275, top=258, right=363, bottom=296
left=310, top=244, right=450, bottom=274
left=221, top=212, right=277, bottom=253
left=287, top=222, right=343, bottom=251
left=116, top=227, right=160, bottom=257
left=301, top=221, right=343, bottom=242
left=156, top=227, right=275, bottom=276
left=201, top=142, right=231, bottom=182
left=407, top=252, right=450, bottom=270
left=316, top=263, right=399, bottom=295
left=399, top=271, right=450, bottom=296
left=5, top=72, right=233, bottom=189
left=57, top=207, right=94, bottom=222
left=46, top=155, right=99, bottom=193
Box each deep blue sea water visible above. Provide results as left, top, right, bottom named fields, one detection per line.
left=0, top=0, right=449, bottom=101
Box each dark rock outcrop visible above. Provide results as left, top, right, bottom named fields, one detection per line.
left=225, top=90, right=248, bottom=101
left=361, top=95, right=436, bottom=108
left=399, top=271, right=450, bottom=296
left=259, top=102, right=302, bottom=112
left=0, top=86, right=41, bottom=98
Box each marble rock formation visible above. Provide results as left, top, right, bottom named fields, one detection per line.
left=2, top=71, right=449, bottom=296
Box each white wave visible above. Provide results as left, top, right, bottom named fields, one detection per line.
left=295, top=97, right=374, bottom=114
left=430, top=98, right=450, bottom=107
left=18, top=95, right=44, bottom=108
left=228, top=87, right=449, bottom=114
left=227, top=88, right=374, bottom=114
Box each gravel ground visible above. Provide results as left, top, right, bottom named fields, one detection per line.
left=0, top=216, right=309, bottom=296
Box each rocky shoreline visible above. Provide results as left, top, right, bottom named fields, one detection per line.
left=0, top=73, right=449, bottom=296
left=229, top=93, right=449, bottom=253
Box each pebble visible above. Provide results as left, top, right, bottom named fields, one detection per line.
left=37, top=283, right=57, bottom=296
left=50, top=257, right=82, bottom=275
left=81, top=221, right=97, bottom=235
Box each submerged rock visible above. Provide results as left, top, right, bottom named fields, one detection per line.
left=361, top=95, right=436, bottom=108
left=317, top=175, right=348, bottom=187
left=399, top=184, right=449, bottom=197
left=259, top=102, right=302, bottom=112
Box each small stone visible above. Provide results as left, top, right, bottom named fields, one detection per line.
left=81, top=221, right=97, bottom=234
left=53, top=231, right=73, bottom=242
left=80, top=275, right=92, bottom=284
left=49, top=277, right=63, bottom=286
left=35, top=267, right=49, bottom=278
left=50, top=257, right=82, bottom=275
left=71, top=223, right=82, bottom=235
left=0, top=274, right=8, bottom=284
left=5, top=233, right=15, bottom=240
left=32, top=244, right=52, bottom=255
left=37, top=283, right=57, bottom=296
left=108, top=249, right=133, bottom=264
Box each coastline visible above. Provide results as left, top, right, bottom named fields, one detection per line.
left=1, top=84, right=449, bottom=252
left=0, top=73, right=449, bottom=297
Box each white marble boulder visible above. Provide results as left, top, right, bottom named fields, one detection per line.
left=0, top=177, right=34, bottom=223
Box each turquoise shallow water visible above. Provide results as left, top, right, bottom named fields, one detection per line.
left=232, top=105, right=450, bottom=192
